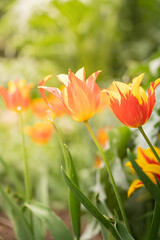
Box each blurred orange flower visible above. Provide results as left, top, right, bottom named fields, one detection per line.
left=0, top=79, right=33, bottom=112
left=32, top=97, right=49, bottom=118
left=39, top=67, right=101, bottom=122
left=25, top=122, right=53, bottom=144
left=97, top=128, right=108, bottom=147
left=126, top=146, right=160, bottom=197
left=103, top=74, right=160, bottom=128
left=94, top=155, right=103, bottom=169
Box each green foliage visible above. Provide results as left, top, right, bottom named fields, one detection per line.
left=25, top=201, right=73, bottom=240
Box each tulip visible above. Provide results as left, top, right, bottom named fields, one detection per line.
left=25, top=122, right=53, bottom=144
left=126, top=146, right=160, bottom=197
left=32, top=97, right=49, bottom=118
left=104, top=74, right=160, bottom=128
left=39, top=67, right=101, bottom=122
left=0, top=79, right=33, bottom=112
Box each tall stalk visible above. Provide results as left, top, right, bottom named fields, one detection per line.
left=84, top=121, right=131, bottom=233
left=18, top=111, right=31, bottom=201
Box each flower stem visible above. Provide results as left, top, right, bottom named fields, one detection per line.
left=18, top=111, right=31, bottom=201
left=147, top=203, right=160, bottom=240
left=84, top=121, right=131, bottom=233
left=52, top=122, right=69, bottom=172
left=138, top=126, right=160, bottom=163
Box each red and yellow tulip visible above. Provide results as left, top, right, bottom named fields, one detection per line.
left=25, top=122, right=53, bottom=144
left=0, top=79, right=33, bottom=112
left=104, top=74, right=160, bottom=128
left=39, top=67, right=101, bottom=122
left=126, top=146, right=160, bottom=197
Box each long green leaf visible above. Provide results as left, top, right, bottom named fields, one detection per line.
left=127, top=149, right=160, bottom=207
left=96, top=197, right=109, bottom=240
left=25, top=201, right=73, bottom=240
left=61, top=167, right=122, bottom=240
left=114, top=219, right=135, bottom=240
left=65, top=145, right=81, bottom=240
left=96, top=197, right=134, bottom=240
left=0, top=186, right=33, bottom=240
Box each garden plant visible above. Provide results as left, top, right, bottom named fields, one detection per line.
left=0, top=67, right=160, bottom=240
left=0, top=1, right=160, bottom=240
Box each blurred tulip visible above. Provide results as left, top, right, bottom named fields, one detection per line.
left=94, top=155, right=103, bottom=169
left=39, top=67, right=101, bottom=122
left=97, top=128, right=108, bottom=147
left=126, top=146, right=160, bottom=197
left=32, top=97, right=49, bottom=118
left=0, top=79, right=33, bottom=112
left=103, top=74, right=160, bottom=128
left=25, top=122, right=53, bottom=144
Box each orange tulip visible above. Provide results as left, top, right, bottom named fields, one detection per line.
left=32, top=97, right=49, bottom=118
left=0, top=79, right=33, bottom=112
left=39, top=67, right=101, bottom=122
left=126, top=146, right=160, bottom=197
left=25, top=122, right=53, bottom=144
left=103, top=74, right=160, bottom=128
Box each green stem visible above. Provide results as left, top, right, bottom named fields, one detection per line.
left=147, top=203, right=160, bottom=240
left=18, top=112, right=31, bottom=201
left=138, top=126, right=160, bottom=240
left=138, top=126, right=160, bottom=163
left=52, top=122, right=69, bottom=172
left=84, top=121, right=131, bottom=233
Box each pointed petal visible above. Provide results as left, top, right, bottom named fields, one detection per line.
left=87, top=70, right=101, bottom=84
left=38, top=75, right=53, bottom=105
left=131, top=74, right=147, bottom=104
left=75, top=67, right=85, bottom=81
left=56, top=74, right=70, bottom=87
left=39, top=75, right=62, bottom=112
left=128, top=179, right=144, bottom=197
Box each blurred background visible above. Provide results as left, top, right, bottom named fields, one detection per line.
left=0, top=0, right=160, bottom=239
left=0, top=0, right=160, bottom=86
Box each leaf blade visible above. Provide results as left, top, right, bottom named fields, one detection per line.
left=25, top=201, right=73, bottom=240
left=61, top=167, right=122, bottom=240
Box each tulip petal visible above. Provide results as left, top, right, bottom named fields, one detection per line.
left=56, top=74, right=70, bottom=87
left=75, top=67, right=85, bottom=82
left=137, top=146, right=160, bottom=165
left=128, top=179, right=144, bottom=197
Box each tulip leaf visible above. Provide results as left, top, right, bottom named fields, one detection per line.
left=96, top=197, right=109, bottom=240
left=127, top=149, right=160, bottom=207
left=0, top=186, right=34, bottom=240
left=113, top=218, right=135, bottom=240
left=25, top=201, right=73, bottom=240
left=65, top=145, right=81, bottom=240
left=61, top=167, right=123, bottom=240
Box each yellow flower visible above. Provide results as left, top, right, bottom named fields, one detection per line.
left=126, top=146, right=160, bottom=197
